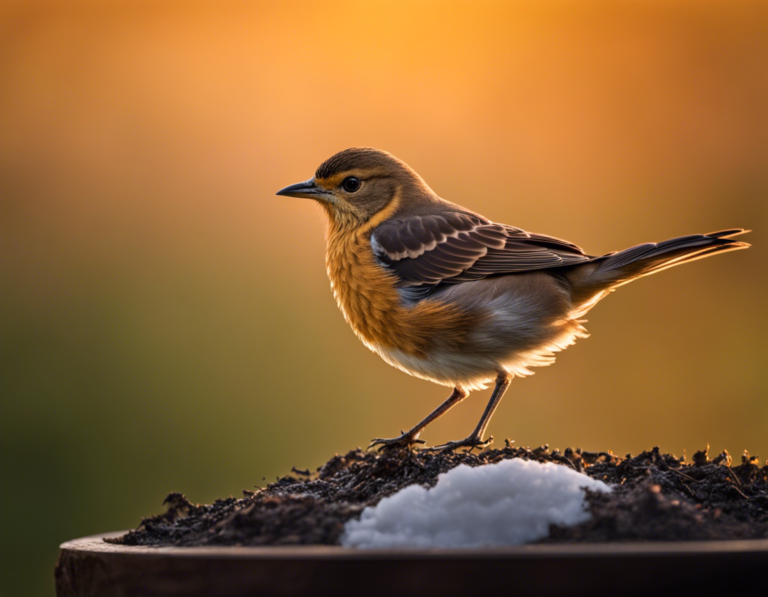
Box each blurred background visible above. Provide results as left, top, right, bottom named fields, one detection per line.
left=1, top=0, right=766, bottom=595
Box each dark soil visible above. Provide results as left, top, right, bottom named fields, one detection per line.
left=112, top=444, right=768, bottom=547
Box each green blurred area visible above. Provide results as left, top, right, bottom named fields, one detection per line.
left=1, top=1, right=767, bottom=595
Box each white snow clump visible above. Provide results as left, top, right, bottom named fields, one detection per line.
left=342, top=457, right=611, bottom=548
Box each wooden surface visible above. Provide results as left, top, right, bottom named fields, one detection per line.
left=56, top=532, right=768, bottom=597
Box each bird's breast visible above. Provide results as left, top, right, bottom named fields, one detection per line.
left=325, top=230, right=480, bottom=359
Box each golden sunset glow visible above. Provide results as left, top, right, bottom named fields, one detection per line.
left=1, top=2, right=766, bottom=595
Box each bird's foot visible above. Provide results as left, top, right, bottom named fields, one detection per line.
left=368, top=431, right=426, bottom=452
left=426, top=435, right=494, bottom=454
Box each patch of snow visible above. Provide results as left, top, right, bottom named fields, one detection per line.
left=342, top=458, right=611, bottom=548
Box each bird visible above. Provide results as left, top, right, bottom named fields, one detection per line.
left=276, top=147, right=750, bottom=452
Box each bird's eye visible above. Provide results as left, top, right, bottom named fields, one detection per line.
left=341, top=177, right=361, bottom=193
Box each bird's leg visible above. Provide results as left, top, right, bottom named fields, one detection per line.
left=368, top=387, right=469, bottom=450
left=427, top=372, right=512, bottom=452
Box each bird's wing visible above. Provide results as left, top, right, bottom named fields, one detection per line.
left=371, top=212, right=591, bottom=288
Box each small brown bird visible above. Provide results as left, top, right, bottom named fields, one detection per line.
left=277, top=148, right=749, bottom=451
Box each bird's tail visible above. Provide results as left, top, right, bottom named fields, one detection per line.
left=568, top=229, right=750, bottom=302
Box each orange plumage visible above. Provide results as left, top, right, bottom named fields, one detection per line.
left=324, top=197, right=481, bottom=360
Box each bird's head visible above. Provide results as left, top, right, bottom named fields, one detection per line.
left=276, top=148, right=435, bottom=228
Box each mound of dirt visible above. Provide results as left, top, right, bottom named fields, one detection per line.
left=111, top=444, right=768, bottom=547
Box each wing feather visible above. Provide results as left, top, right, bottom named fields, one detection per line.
left=371, top=213, right=590, bottom=289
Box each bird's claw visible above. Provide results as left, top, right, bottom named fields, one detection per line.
left=425, top=435, right=494, bottom=453
left=368, top=433, right=426, bottom=451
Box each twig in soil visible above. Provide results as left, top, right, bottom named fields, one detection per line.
left=679, top=481, right=695, bottom=498
left=726, top=466, right=743, bottom=488
left=729, top=483, right=750, bottom=500
left=668, top=468, right=696, bottom=483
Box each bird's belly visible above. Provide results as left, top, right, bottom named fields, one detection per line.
left=375, top=274, right=590, bottom=391
left=373, top=318, right=587, bottom=391
left=373, top=342, right=500, bottom=390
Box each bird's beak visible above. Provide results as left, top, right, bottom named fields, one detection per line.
left=276, top=179, right=330, bottom=200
